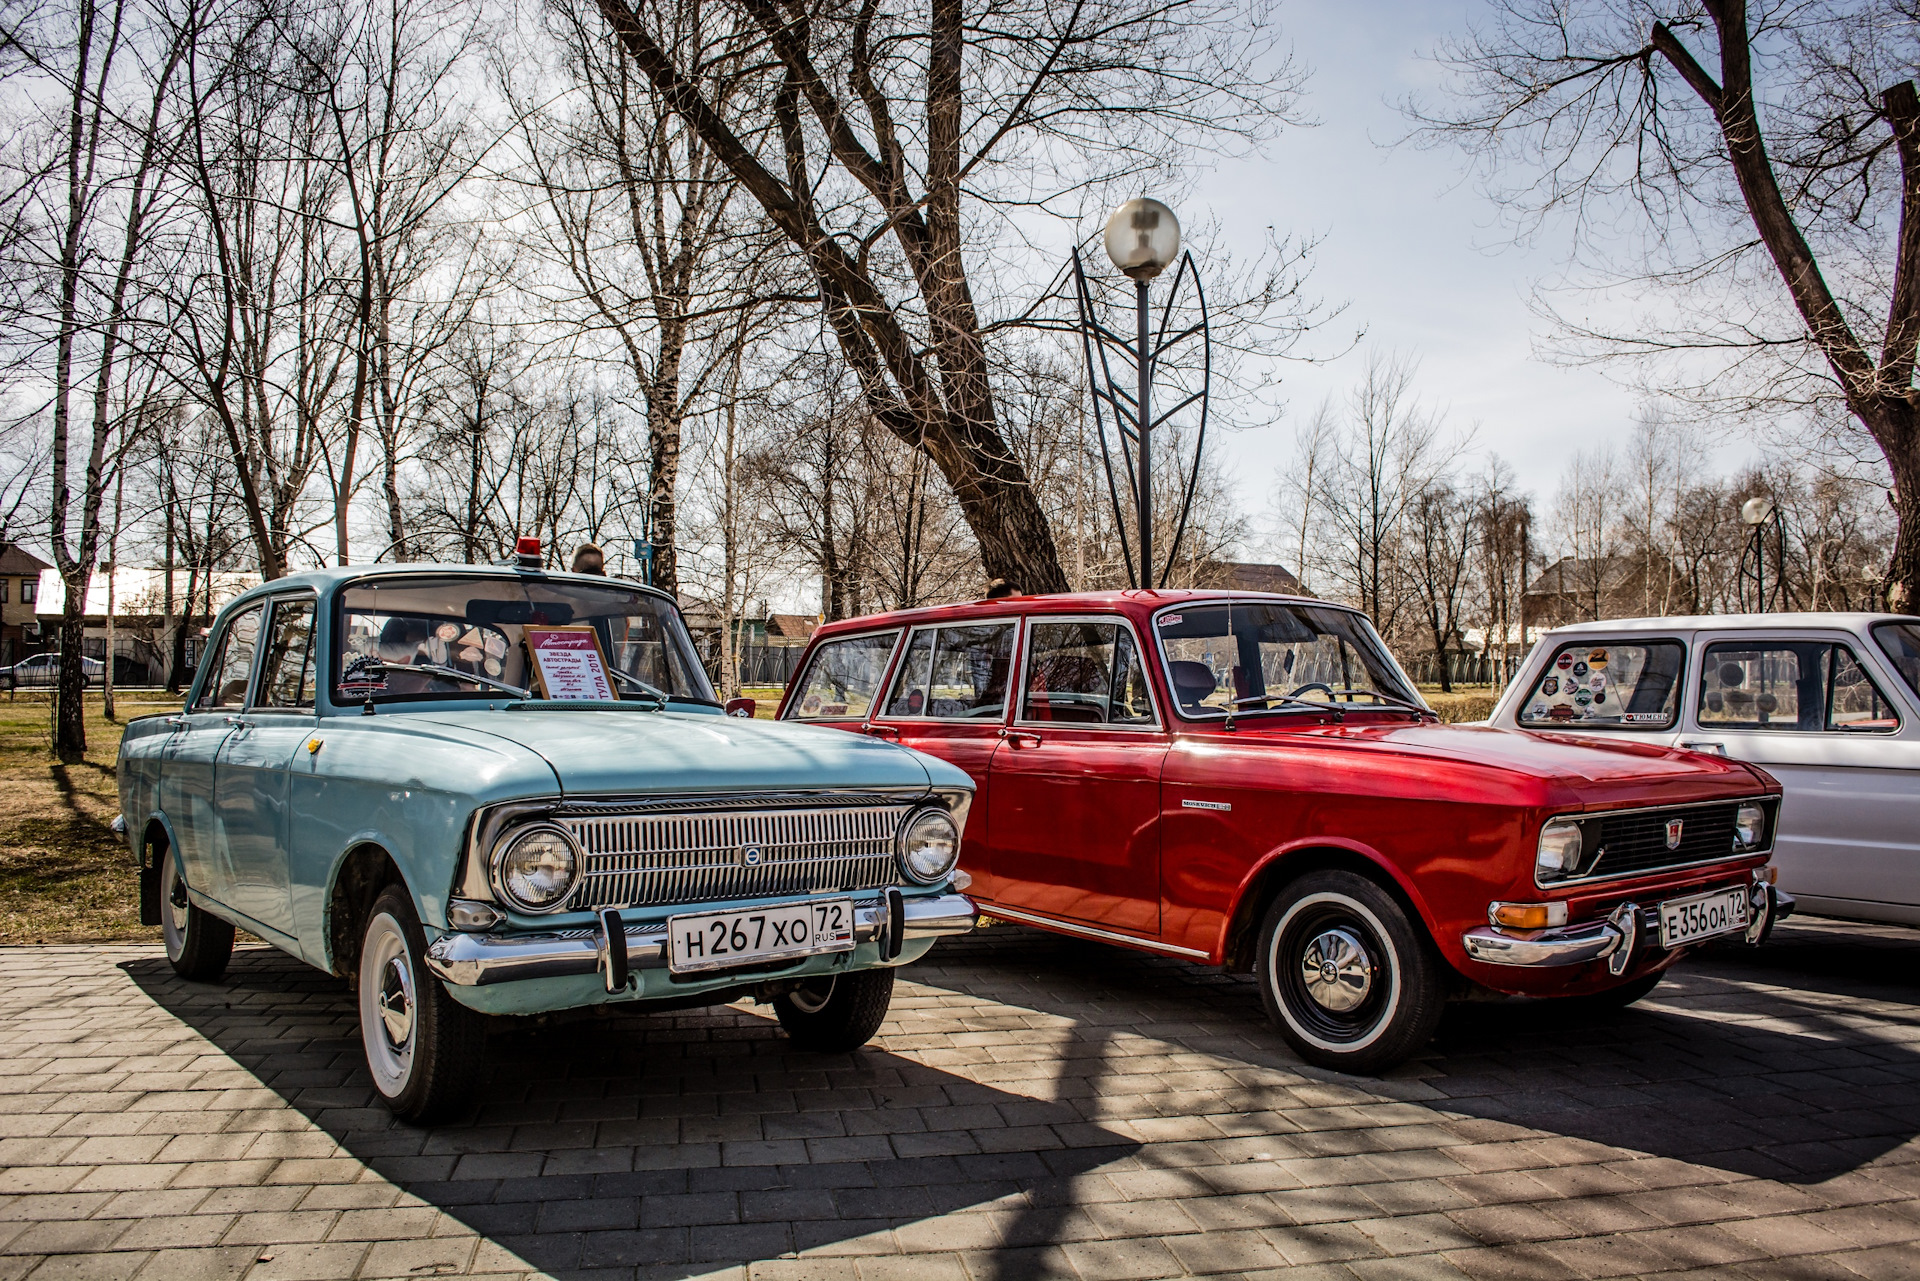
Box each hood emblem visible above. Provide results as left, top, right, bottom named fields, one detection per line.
left=739, top=845, right=764, bottom=867
left=1665, top=819, right=1684, bottom=850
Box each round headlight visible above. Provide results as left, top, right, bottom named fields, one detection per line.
left=1734, top=802, right=1766, bottom=849
left=492, top=824, right=580, bottom=913
left=897, top=807, right=960, bottom=885
left=1536, top=820, right=1584, bottom=881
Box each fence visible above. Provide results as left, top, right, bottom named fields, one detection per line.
left=1404, top=651, right=1526, bottom=689
left=705, top=643, right=805, bottom=688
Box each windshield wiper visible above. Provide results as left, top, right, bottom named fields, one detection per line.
left=1324, top=688, right=1434, bottom=718
left=1222, top=691, right=1344, bottom=727
left=359, top=660, right=530, bottom=700
left=606, top=668, right=668, bottom=707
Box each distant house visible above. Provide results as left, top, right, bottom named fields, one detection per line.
left=764, top=613, right=819, bottom=647
left=0, top=542, right=51, bottom=665
left=34, top=565, right=260, bottom=685
left=1209, top=561, right=1303, bottom=595
left=1524, top=555, right=1681, bottom=629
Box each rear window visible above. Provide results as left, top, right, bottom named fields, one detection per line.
left=786, top=630, right=900, bottom=720
left=1517, top=641, right=1684, bottom=730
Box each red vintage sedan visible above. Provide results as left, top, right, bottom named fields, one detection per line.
left=776, top=590, right=1787, bottom=1072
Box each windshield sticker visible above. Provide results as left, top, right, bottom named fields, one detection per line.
left=1556, top=651, right=1573, bottom=669
left=1589, top=674, right=1606, bottom=690
left=341, top=654, right=388, bottom=693
left=1624, top=711, right=1666, bottom=723
left=802, top=693, right=823, bottom=715
left=1573, top=688, right=1592, bottom=706
left=526, top=626, right=617, bottom=701
left=1529, top=703, right=1548, bottom=719
left=1588, top=647, right=1608, bottom=667
left=1158, top=614, right=1183, bottom=627
left=1548, top=704, right=1576, bottom=720
left=1541, top=676, right=1559, bottom=696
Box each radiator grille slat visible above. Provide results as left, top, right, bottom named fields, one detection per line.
left=1586, top=802, right=1743, bottom=879
left=560, top=803, right=908, bottom=909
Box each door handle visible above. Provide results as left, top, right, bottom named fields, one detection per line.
left=999, top=729, right=1042, bottom=748
left=863, top=724, right=899, bottom=739
left=164, top=716, right=189, bottom=731
left=1680, top=740, right=1726, bottom=756
left=224, top=715, right=254, bottom=730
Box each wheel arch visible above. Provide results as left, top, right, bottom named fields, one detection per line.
left=1218, top=840, right=1439, bottom=974
left=325, top=843, right=411, bottom=978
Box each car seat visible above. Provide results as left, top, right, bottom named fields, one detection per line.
left=1168, top=661, right=1217, bottom=711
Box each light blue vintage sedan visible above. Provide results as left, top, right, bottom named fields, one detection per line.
left=116, top=554, right=976, bottom=1121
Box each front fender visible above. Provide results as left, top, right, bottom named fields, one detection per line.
left=1215, top=835, right=1445, bottom=966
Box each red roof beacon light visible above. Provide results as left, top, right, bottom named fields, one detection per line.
left=514, top=536, right=543, bottom=569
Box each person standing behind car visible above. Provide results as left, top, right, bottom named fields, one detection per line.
left=571, top=543, right=606, bottom=575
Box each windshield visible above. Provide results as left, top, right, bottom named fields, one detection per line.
left=334, top=575, right=714, bottom=706
left=1154, top=601, right=1421, bottom=718
left=1873, top=622, right=1920, bottom=701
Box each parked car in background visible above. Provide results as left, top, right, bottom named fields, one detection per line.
left=116, top=548, right=976, bottom=1121
left=780, top=590, right=1785, bottom=1073
left=3, top=653, right=103, bottom=687
left=1487, top=613, right=1920, bottom=927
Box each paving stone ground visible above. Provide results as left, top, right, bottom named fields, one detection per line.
left=1, top=917, right=1918, bottom=1280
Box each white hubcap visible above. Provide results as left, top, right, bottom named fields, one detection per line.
left=359, top=913, right=416, bottom=1098
left=160, top=848, right=188, bottom=962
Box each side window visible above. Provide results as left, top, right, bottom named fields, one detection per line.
left=1700, top=640, right=1899, bottom=733
left=1022, top=621, right=1158, bottom=726
left=883, top=623, right=1015, bottom=719
left=1517, top=641, right=1684, bottom=729
left=257, top=598, right=317, bottom=709
left=195, top=604, right=264, bottom=710
left=1699, top=644, right=1815, bottom=729
left=1829, top=648, right=1900, bottom=732
left=787, top=630, right=900, bottom=720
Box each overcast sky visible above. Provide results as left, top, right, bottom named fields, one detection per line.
left=1187, top=0, right=1662, bottom=556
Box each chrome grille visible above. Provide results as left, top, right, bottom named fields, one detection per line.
left=559, top=802, right=909, bottom=909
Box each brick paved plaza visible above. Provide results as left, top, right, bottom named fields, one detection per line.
left=1, top=918, right=1917, bottom=1280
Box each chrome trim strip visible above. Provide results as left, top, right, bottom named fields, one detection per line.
left=1012, top=613, right=1163, bottom=730
left=984, top=904, right=1210, bottom=959
left=1461, top=919, right=1623, bottom=967
left=425, top=892, right=976, bottom=986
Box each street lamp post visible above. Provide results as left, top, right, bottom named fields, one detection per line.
left=1740, top=495, right=1778, bottom=611
left=1103, top=198, right=1181, bottom=587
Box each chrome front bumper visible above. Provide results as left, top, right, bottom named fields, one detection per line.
left=425, top=892, right=977, bottom=988
left=1462, top=882, right=1791, bottom=969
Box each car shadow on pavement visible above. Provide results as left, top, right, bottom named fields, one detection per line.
left=123, top=948, right=1140, bottom=1280
left=919, top=920, right=1920, bottom=1187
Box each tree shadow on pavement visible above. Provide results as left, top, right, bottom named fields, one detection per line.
left=124, top=949, right=1139, bottom=1280
left=920, top=920, right=1920, bottom=1187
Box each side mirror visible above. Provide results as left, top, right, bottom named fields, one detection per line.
left=724, top=697, right=756, bottom=719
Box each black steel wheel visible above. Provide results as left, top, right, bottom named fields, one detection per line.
left=1256, top=870, right=1444, bottom=1074
left=772, top=969, right=894, bottom=1052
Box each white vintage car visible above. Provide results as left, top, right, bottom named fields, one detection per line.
left=1487, top=613, right=1920, bottom=927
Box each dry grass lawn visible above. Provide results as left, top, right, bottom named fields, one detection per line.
left=0, top=692, right=176, bottom=944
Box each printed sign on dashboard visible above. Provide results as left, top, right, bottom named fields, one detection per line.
left=525, top=626, right=617, bottom=701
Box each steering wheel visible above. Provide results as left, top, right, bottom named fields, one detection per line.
left=1288, top=682, right=1335, bottom=700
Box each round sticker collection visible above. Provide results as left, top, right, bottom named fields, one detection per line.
left=1530, top=646, right=1613, bottom=723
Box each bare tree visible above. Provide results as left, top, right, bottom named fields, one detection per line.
left=1552, top=447, right=1625, bottom=622
left=1416, top=0, right=1920, bottom=609
left=1, top=0, right=189, bottom=754
left=1409, top=481, right=1475, bottom=691
left=1306, top=351, right=1453, bottom=638
left=587, top=0, right=1305, bottom=592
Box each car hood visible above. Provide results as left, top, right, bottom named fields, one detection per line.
left=410, top=708, right=947, bottom=796
left=1245, top=719, right=1773, bottom=805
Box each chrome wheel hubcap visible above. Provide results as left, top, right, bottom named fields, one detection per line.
left=378, top=956, right=414, bottom=1049
left=1301, top=927, right=1373, bottom=1012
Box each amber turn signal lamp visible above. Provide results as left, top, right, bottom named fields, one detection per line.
left=1488, top=901, right=1569, bottom=930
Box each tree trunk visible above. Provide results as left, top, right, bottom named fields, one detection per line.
left=56, top=576, right=89, bottom=759
left=1886, top=416, right=1920, bottom=613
